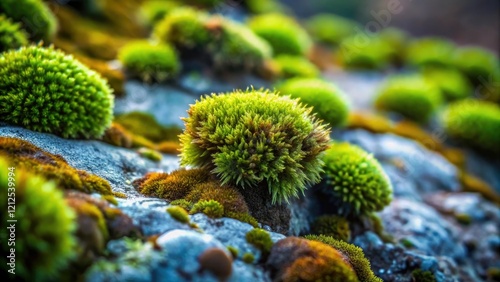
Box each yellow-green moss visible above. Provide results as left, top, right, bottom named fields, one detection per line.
left=167, top=205, right=191, bottom=224
left=169, top=199, right=193, bottom=211
left=137, top=147, right=163, bottom=162
left=311, top=215, right=351, bottom=242
left=227, top=246, right=239, bottom=258
left=190, top=199, right=224, bottom=218
left=242, top=253, right=255, bottom=264
left=306, top=13, right=359, bottom=46
left=114, top=111, right=182, bottom=143
left=246, top=228, right=273, bottom=254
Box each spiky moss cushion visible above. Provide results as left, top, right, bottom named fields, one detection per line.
left=306, top=14, right=359, bottom=46
left=304, top=235, right=382, bottom=282
left=338, top=36, right=393, bottom=70
left=374, top=75, right=443, bottom=123
left=266, top=237, right=358, bottom=282
left=0, top=46, right=114, bottom=139
left=274, top=55, right=320, bottom=79
left=453, top=46, right=500, bottom=83
left=0, top=157, right=76, bottom=281
left=154, top=7, right=211, bottom=49
left=405, top=37, right=456, bottom=68
left=248, top=13, right=312, bottom=56
left=0, top=0, right=57, bottom=42
left=422, top=68, right=472, bottom=101
left=0, top=14, right=28, bottom=52
left=321, top=143, right=392, bottom=217
left=118, top=40, right=179, bottom=82
left=442, top=100, right=500, bottom=154
left=277, top=78, right=350, bottom=127
left=180, top=90, right=330, bottom=203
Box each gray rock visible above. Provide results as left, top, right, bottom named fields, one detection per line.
left=379, top=198, right=466, bottom=261
left=424, top=192, right=500, bottom=222
left=336, top=129, right=460, bottom=196
left=0, top=125, right=179, bottom=197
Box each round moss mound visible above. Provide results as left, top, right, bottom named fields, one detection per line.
left=180, top=89, right=330, bottom=203
left=422, top=68, right=472, bottom=101
left=310, top=215, right=351, bottom=242
left=338, top=36, right=393, bottom=70
left=374, top=75, right=443, bottom=123
left=246, top=228, right=273, bottom=254
left=321, top=143, right=392, bottom=217
left=118, top=40, right=180, bottom=82
left=442, top=99, right=500, bottom=154
left=405, top=37, right=456, bottom=68
left=0, top=157, right=76, bottom=281
left=0, top=46, right=114, bottom=139
left=248, top=13, right=312, bottom=56
left=453, top=46, right=500, bottom=84
left=274, top=55, right=320, bottom=79
left=140, top=0, right=180, bottom=27
left=190, top=199, right=224, bottom=218
left=277, top=78, right=350, bottom=127
left=306, top=13, right=359, bottom=46
left=0, top=0, right=57, bottom=42
left=0, top=14, right=28, bottom=52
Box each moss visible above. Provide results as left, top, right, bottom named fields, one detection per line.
left=454, top=213, right=472, bottom=225
left=140, top=0, right=180, bottom=27
left=180, top=89, right=330, bottom=204
left=101, top=123, right=133, bottom=148
left=138, top=147, right=163, bottom=162
left=190, top=199, right=225, bottom=218
left=277, top=78, right=350, bottom=127
left=306, top=13, right=359, bottom=46
left=347, top=112, right=394, bottom=134
left=304, top=235, right=382, bottom=282
left=411, top=269, right=437, bottom=282
left=377, top=27, right=409, bottom=64
left=459, top=172, right=500, bottom=204
left=113, top=191, right=127, bottom=199
left=375, top=74, right=443, bottom=123
left=169, top=199, right=193, bottom=211
left=244, top=0, right=285, bottom=14
left=225, top=212, right=259, bottom=228
left=0, top=0, right=57, bottom=42
left=311, top=215, right=351, bottom=242
left=118, top=40, right=180, bottom=82
left=114, top=111, right=182, bottom=143
left=72, top=54, right=125, bottom=97
left=242, top=253, right=255, bottom=264
left=246, top=228, right=273, bottom=254
left=248, top=13, right=312, bottom=56
left=0, top=14, right=28, bottom=52
left=274, top=55, right=320, bottom=79
left=0, top=46, right=114, bottom=139
left=167, top=205, right=191, bottom=224
left=227, top=246, right=239, bottom=258
left=422, top=68, right=472, bottom=101
left=157, top=141, right=181, bottom=155
left=400, top=238, right=415, bottom=248
left=268, top=237, right=359, bottom=282
left=321, top=143, right=393, bottom=217
left=101, top=195, right=118, bottom=206
left=453, top=46, right=500, bottom=84
left=405, top=37, right=455, bottom=68
left=0, top=137, right=113, bottom=195
left=442, top=99, right=500, bottom=154
left=0, top=157, right=77, bottom=281
left=338, top=36, right=393, bottom=70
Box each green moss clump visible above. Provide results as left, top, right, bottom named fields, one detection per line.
left=304, top=235, right=382, bottom=282
left=322, top=143, right=392, bottom=217
left=277, top=78, right=350, bottom=127
left=338, top=36, right=393, bottom=70
left=114, top=111, right=182, bottom=143
left=0, top=137, right=113, bottom=195
left=154, top=7, right=210, bottom=49
left=137, top=147, right=163, bottom=162
left=405, top=37, right=456, bottom=68
left=0, top=46, right=114, bottom=139
left=244, top=0, right=285, bottom=14
left=411, top=269, right=437, bottom=282
left=242, top=253, right=255, bottom=264
left=0, top=14, right=28, bottom=52
left=167, top=205, right=190, bottom=223
left=140, top=0, right=180, bottom=27
left=169, top=199, right=193, bottom=211
left=442, top=99, right=500, bottom=154
left=453, top=46, right=500, bottom=84
left=246, top=228, right=273, bottom=254
left=377, top=28, right=409, bottom=55
left=118, top=40, right=180, bottom=82
left=375, top=75, right=443, bottom=123
left=179, top=89, right=330, bottom=203
left=190, top=199, right=224, bottom=218
left=311, top=215, right=351, bottom=242
left=248, top=13, right=312, bottom=56
left=227, top=246, right=239, bottom=258
left=0, top=157, right=76, bottom=281
left=422, top=68, right=472, bottom=101
left=274, top=55, right=320, bottom=79
left=306, top=13, right=359, bottom=46
left=0, top=0, right=57, bottom=42
left=225, top=212, right=259, bottom=228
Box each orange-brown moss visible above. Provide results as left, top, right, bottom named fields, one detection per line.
left=460, top=172, right=500, bottom=204
left=0, top=137, right=112, bottom=195
left=91, top=0, right=148, bottom=38
left=157, top=141, right=181, bottom=154
left=347, top=112, right=393, bottom=134
left=101, top=123, right=133, bottom=148
left=393, top=121, right=443, bottom=151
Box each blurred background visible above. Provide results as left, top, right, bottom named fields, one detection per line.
left=282, top=0, right=500, bottom=53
